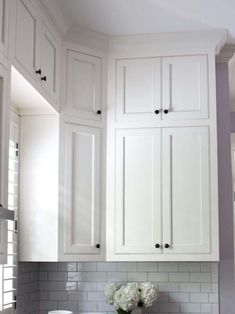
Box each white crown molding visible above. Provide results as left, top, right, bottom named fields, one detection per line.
left=39, top=0, right=69, bottom=36
left=216, top=44, right=235, bottom=63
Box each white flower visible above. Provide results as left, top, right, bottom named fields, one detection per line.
left=139, top=282, right=158, bottom=308
left=113, top=283, right=141, bottom=312
left=105, top=283, right=119, bottom=304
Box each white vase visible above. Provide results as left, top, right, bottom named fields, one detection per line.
left=132, top=307, right=143, bottom=314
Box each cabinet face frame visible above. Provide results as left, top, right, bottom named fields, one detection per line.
left=62, top=123, right=102, bottom=256
left=66, top=50, right=102, bottom=121
left=0, top=0, right=10, bottom=57
left=0, top=62, right=10, bottom=264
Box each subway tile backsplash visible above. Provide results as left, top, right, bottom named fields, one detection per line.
left=18, top=262, right=219, bottom=314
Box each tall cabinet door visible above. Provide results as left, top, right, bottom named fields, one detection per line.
left=116, top=58, right=161, bottom=122
left=14, top=0, right=40, bottom=79
left=162, top=127, right=211, bottom=255
left=66, top=50, right=102, bottom=120
left=62, top=123, right=101, bottom=256
left=162, top=55, right=208, bottom=120
left=40, top=23, right=59, bottom=104
left=115, top=128, right=162, bottom=254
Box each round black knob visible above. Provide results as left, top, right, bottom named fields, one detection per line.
left=36, top=69, right=41, bottom=75
left=154, top=109, right=160, bottom=114
left=96, top=244, right=100, bottom=248
left=96, top=110, right=102, bottom=115
left=155, top=243, right=160, bottom=248
left=41, top=76, right=47, bottom=81
left=164, top=243, right=170, bottom=248
left=163, top=109, right=169, bottom=114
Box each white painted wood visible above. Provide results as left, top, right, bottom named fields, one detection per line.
left=19, top=115, right=59, bottom=261
left=0, top=62, right=10, bottom=265
left=14, top=0, right=40, bottom=79
left=66, top=50, right=102, bottom=120
left=41, top=22, right=60, bottom=104
left=115, top=128, right=162, bottom=254
left=162, top=127, right=211, bottom=254
left=0, top=0, right=9, bottom=57
left=116, top=58, right=161, bottom=122
left=63, top=123, right=101, bottom=255
left=162, top=55, right=209, bottom=120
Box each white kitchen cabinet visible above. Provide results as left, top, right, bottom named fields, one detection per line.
left=66, top=50, right=102, bottom=120
left=162, top=55, right=209, bottom=120
left=40, top=22, right=60, bottom=104
left=116, top=58, right=161, bottom=122
left=110, top=126, right=218, bottom=261
left=12, top=0, right=60, bottom=109
left=115, top=128, right=162, bottom=254
left=0, top=0, right=10, bottom=57
left=14, top=0, right=40, bottom=79
left=60, top=122, right=103, bottom=259
left=162, top=127, right=211, bottom=254
left=115, top=55, right=208, bottom=122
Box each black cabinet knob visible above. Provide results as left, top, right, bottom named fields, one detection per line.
left=154, top=109, right=160, bottom=114
left=164, top=243, right=170, bottom=248
left=163, top=109, right=169, bottom=114
left=96, top=110, right=102, bottom=115
left=36, top=69, right=41, bottom=75
left=155, top=243, right=160, bottom=248
left=41, top=76, right=47, bottom=81
left=96, top=244, right=100, bottom=248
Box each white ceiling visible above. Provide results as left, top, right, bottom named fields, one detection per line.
left=54, top=0, right=235, bottom=40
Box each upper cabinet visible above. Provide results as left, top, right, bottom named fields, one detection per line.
left=11, top=0, right=60, bottom=109
left=0, top=0, right=10, bottom=57
left=66, top=50, right=102, bottom=121
left=115, top=55, right=209, bottom=123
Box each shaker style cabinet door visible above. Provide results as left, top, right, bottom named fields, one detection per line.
left=116, top=58, right=161, bottom=122
left=162, top=55, right=209, bottom=120
left=115, top=128, right=162, bottom=254
left=40, top=23, right=59, bottom=104
left=63, top=123, right=101, bottom=255
left=162, top=127, right=211, bottom=255
left=14, top=0, right=40, bottom=79
left=66, top=50, right=102, bottom=120
left=0, top=0, right=10, bottom=56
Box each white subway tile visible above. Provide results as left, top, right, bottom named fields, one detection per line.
left=117, top=262, right=137, bottom=271
left=137, top=262, right=158, bottom=272
left=148, top=272, right=169, bottom=282
left=200, top=283, right=211, bottom=292
left=68, top=271, right=86, bottom=281
left=128, top=272, right=147, bottom=282
left=159, top=302, right=180, bottom=312
left=88, top=291, right=106, bottom=302
left=97, top=302, right=114, bottom=311
left=190, top=292, right=209, bottom=303
left=57, top=301, right=77, bottom=311
left=179, top=262, right=200, bottom=272
left=180, top=283, right=201, bottom=292
left=97, top=262, right=117, bottom=271
left=68, top=291, right=87, bottom=301
left=212, top=303, right=219, bottom=314
left=211, top=263, right=219, bottom=283
left=201, top=303, right=212, bottom=313
left=159, top=262, right=179, bottom=272
left=78, top=301, right=97, bottom=311
left=48, top=271, right=67, bottom=281
left=168, top=292, right=189, bottom=303
left=180, top=302, right=201, bottom=312
left=159, top=283, right=179, bottom=292
left=169, top=272, right=189, bottom=282
left=209, top=293, right=218, bottom=303
left=200, top=262, right=211, bottom=272
left=87, top=272, right=107, bottom=282
left=107, top=272, right=127, bottom=282
left=190, top=272, right=211, bottom=283
left=77, top=262, right=97, bottom=271
left=49, top=291, right=67, bottom=301
left=77, top=282, right=97, bottom=291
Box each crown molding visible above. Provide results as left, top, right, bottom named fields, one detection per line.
left=216, top=44, right=235, bottom=63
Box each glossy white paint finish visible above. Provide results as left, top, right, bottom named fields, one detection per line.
left=63, top=123, right=101, bottom=256
left=0, top=0, right=10, bottom=57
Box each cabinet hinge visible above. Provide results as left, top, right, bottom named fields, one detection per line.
left=14, top=220, right=18, bottom=233
left=16, top=142, right=19, bottom=157
left=14, top=295, right=16, bottom=310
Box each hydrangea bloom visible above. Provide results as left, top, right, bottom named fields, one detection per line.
left=113, top=283, right=140, bottom=312
left=105, top=283, right=119, bottom=304
left=139, top=282, right=158, bottom=307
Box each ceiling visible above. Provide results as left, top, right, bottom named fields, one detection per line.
left=53, top=0, right=235, bottom=40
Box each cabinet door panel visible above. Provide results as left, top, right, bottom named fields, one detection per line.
left=116, top=58, right=161, bottom=122
left=162, top=127, right=211, bottom=254
left=67, top=51, right=101, bottom=120
left=115, top=128, right=162, bottom=254
left=162, top=55, right=208, bottom=120
left=63, top=124, right=101, bottom=255
left=41, top=23, right=59, bottom=103
left=15, top=0, right=40, bottom=78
